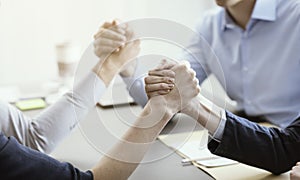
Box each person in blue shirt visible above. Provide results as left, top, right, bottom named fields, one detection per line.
left=113, top=0, right=300, bottom=176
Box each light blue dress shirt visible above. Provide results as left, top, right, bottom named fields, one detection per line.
left=123, top=0, right=300, bottom=139
left=182, top=0, right=300, bottom=129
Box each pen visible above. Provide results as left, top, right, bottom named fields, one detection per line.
left=181, top=156, right=220, bottom=166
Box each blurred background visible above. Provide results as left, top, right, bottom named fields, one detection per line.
left=0, top=0, right=215, bottom=85
left=1, top=0, right=236, bottom=110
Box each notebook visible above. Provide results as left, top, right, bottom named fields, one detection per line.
left=98, top=81, right=136, bottom=108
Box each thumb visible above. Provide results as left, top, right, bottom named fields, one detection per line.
left=179, top=60, right=191, bottom=69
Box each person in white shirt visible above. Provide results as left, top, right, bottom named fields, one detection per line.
left=0, top=20, right=200, bottom=179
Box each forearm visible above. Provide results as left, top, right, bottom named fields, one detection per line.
left=93, top=60, right=119, bottom=86
left=93, top=39, right=140, bottom=87
left=183, top=95, right=222, bottom=135
left=92, top=98, right=173, bottom=180
left=34, top=72, right=105, bottom=153
left=0, top=72, right=105, bottom=154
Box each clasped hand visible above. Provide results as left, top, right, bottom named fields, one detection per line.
left=145, top=60, right=200, bottom=113
left=93, top=20, right=139, bottom=79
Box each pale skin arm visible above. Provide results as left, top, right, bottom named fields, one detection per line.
left=93, top=22, right=200, bottom=178
left=93, top=39, right=140, bottom=86
left=94, top=20, right=137, bottom=78
left=92, top=21, right=145, bottom=179
left=180, top=96, right=223, bottom=134
left=92, top=20, right=140, bottom=86
left=91, top=61, right=200, bottom=179
left=91, top=98, right=173, bottom=180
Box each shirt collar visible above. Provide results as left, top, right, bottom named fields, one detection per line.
left=251, top=0, right=277, bottom=21
left=221, top=10, right=236, bottom=31
left=221, top=0, right=277, bottom=31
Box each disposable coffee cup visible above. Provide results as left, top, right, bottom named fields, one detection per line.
left=56, top=42, right=81, bottom=78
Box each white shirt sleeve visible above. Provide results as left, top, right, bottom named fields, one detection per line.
left=121, top=60, right=148, bottom=107
left=0, top=71, right=106, bottom=154
left=208, top=109, right=227, bottom=142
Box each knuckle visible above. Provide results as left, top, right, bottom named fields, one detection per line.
left=161, top=71, right=167, bottom=76
left=158, top=90, right=166, bottom=95
left=170, top=71, right=176, bottom=77
left=94, top=38, right=102, bottom=46
left=187, top=76, right=193, bottom=81
left=94, top=47, right=101, bottom=57
left=182, top=64, right=188, bottom=70
left=166, top=70, right=174, bottom=77
left=145, top=85, right=151, bottom=92
left=189, top=70, right=195, bottom=77
left=178, top=64, right=186, bottom=70
left=163, top=77, right=170, bottom=82
left=144, top=77, right=150, bottom=84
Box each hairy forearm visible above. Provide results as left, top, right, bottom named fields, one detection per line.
left=92, top=98, right=173, bottom=180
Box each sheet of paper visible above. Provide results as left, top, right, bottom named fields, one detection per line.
left=158, top=131, right=289, bottom=180
left=168, top=136, right=237, bottom=168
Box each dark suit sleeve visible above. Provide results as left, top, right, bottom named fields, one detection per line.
left=0, top=133, right=93, bottom=180
left=208, top=111, right=300, bottom=175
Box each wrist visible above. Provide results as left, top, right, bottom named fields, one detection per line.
left=181, top=96, right=212, bottom=122
left=148, top=97, right=177, bottom=119
left=93, top=59, right=118, bottom=86
left=119, top=60, right=137, bottom=78
left=181, top=97, right=199, bottom=119
left=182, top=96, right=224, bottom=132
left=119, top=67, right=135, bottom=77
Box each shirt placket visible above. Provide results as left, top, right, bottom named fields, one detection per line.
left=240, top=24, right=253, bottom=114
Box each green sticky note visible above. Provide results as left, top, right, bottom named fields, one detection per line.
left=15, top=98, right=47, bottom=111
